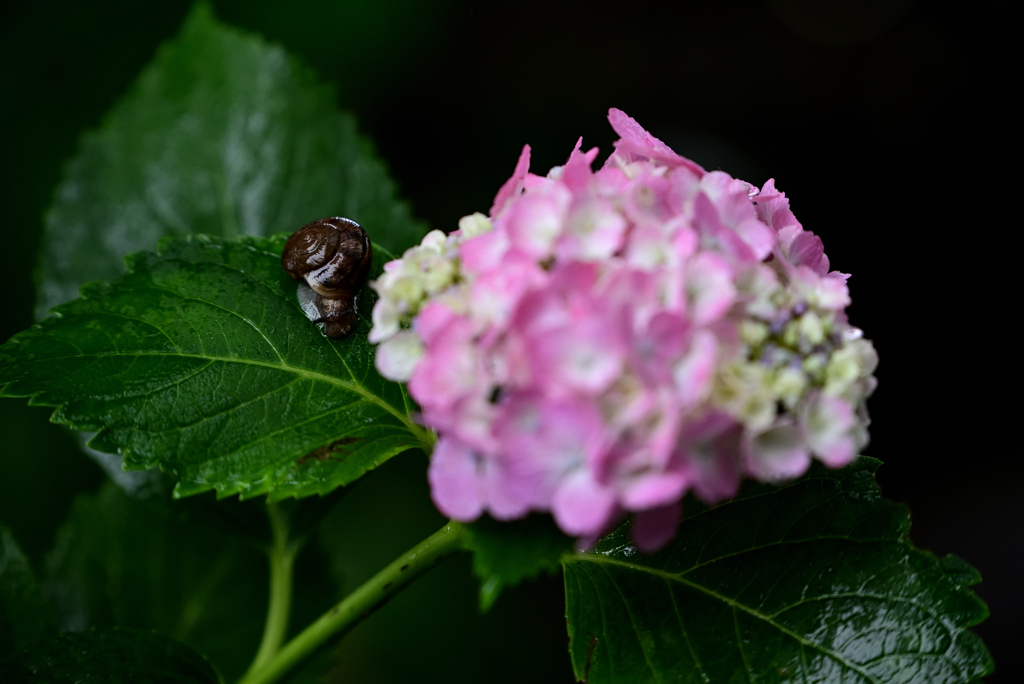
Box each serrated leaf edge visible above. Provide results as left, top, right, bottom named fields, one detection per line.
left=562, top=462, right=994, bottom=683
left=3, top=235, right=433, bottom=502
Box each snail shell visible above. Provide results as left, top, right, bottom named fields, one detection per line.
left=282, top=217, right=372, bottom=338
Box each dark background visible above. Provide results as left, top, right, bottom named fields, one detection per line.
left=1, top=0, right=1018, bottom=681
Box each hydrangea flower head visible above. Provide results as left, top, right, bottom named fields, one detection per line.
left=370, top=109, right=877, bottom=551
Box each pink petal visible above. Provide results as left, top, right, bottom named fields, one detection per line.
left=408, top=319, right=483, bottom=409
left=460, top=229, right=510, bottom=275
left=552, top=470, right=618, bottom=537
left=742, top=420, right=812, bottom=482
left=631, top=502, right=682, bottom=553
left=556, top=197, right=627, bottom=261
left=421, top=395, right=497, bottom=456
left=686, top=251, right=736, bottom=325
left=802, top=394, right=860, bottom=468
left=754, top=178, right=802, bottom=234
left=413, top=301, right=459, bottom=345
left=693, top=193, right=759, bottom=263
left=674, top=412, right=742, bottom=503
left=483, top=457, right=533, bottom=520
left=510, top=262, right=600, bottom=336
left=469, top=252, right=545, bottom=329
left=528, top=313, right=627, bottom=394
left=490, top=144, right=531, bottom=216
left=561, top=136, right=600, bottom=192
left=787, top=230, right=829, bottom=275
left=428, top=437, right=484, bottom=521
left=620, top=469, right=687, bottom=510
left=622, top=171, right=673, bottom=224
left=672, top=330, right=718, bottom=407
left=731, top=217, right=775, bottom=261
left=504, top=188, right=571, bottom=259
left=606, top=108, right=705, bottom=176
left=495, top=392, right=610, bottom=491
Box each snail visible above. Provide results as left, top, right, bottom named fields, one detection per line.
left=281, top=216, right=372, bottom=339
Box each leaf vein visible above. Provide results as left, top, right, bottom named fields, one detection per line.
left=575, top=555, right=884, bottom=683
left=15, top=350, right=421, bottom=445
left=733, top=606, right=755, bottom=683
left=679, top=535, right=872, bottom=575
left=141, top=279, right=286, bottom=364
left=596, top=563, right=663, bottom=684
left=666, top=577, right=708, bottom=682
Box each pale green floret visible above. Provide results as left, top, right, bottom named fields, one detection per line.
left=403, top=247, right=434, bottom=273
left=798, top=311, right=826, bottom=345
left=387, top=275, right=426, bottom=309
left=389, top=238, right=461, bottom=304
left=434, top=283, right=472, bottom=315
left=416, top=254, right=457, bottom=293
left=713, top=362, right=775, bottom=431
left=802, top=352, right=828, bottom=382
left=372, top=235, right=463, bottom=332
left=736, top=264, right=782, bottom=319
left=821, top=313, right=835, bottom=336
left=457, top=212, right=493, bottom=238
left=771, top=366, right=808, bottom=409
left=368, top=224, right=473, bottom=349
left=782, top=321, right=800, bottom=348
left=769, top=288, right=790, bottom=310
left=367, top=296, right=401, bottom=344
left=824, top=338, right=878, bottom=397
left=375, top=330, right=425, bottom=382
left=740, top=320, right=770, bottom=347
left=419, top=229, right=448, bottom=251
left=824, top=344, right=862, bottom=394
left=853, top=337, right=879, bottom=376
left=724, top=263, right=878, bottom=456
left=741, top=390, right=776, bottom=432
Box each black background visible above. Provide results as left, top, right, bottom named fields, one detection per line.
left=1, top=1, right=1019, bottom=681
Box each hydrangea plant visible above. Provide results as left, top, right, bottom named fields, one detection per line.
left=0, top=7, right=992, bottom=684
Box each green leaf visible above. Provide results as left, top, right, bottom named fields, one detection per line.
left=41, top=482, right=346, bottom=682
left=0, top=527, right=54, bottom=652
left=1, top=234, right=430, bottom=501
left=563, top=459, right=993, bottom=683
left=0, top=627, right=221, bottom=683
left=463, top=515, right=573, bottom=612
left=43, top=483, right=264, bottom=680
left=37, top=2, right=425, bottom=318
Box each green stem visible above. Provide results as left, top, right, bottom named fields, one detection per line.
left=237, top=520, right=465, bottom=684
left=244, top=503, right=299, bottom=678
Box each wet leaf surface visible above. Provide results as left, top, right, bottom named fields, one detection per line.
left=2, top=235, right=427, bottom=500
left=563, top=459, right=993, bottom=683
left=0, top=627, right=220, bottom=684
left=37, top=4, right=424, bottom=318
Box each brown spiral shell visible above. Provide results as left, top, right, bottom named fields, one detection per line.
left=281, top=217, right=372, bottom=338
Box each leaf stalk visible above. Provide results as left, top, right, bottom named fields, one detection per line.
left=237, top=520, right=465, bottom=684
left=243, top=503, right=299, bottom=678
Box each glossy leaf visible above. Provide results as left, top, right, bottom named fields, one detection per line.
left=1, top=234, right=430, bottom=500
left=563, top=459, right=993, bottom=683
left=463, top=515, right=573, bottom=611
left=36, top=3, right=425, bottom=318
left=0, top=628, right=221, bottom=684
left=43, top=483, right=264, bottom=680
left=0, top=527, right=54, bottom=652
left=42, top=482, right=338, bottom=682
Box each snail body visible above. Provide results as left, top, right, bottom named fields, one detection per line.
left=281, top=217, right=372, bottom=338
